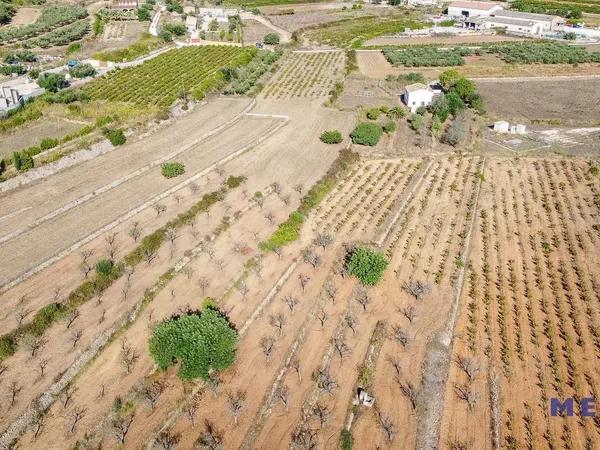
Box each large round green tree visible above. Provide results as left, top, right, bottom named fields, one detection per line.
left=149, top=308, right=238, bottom=380
left=346, top=246, right=388, bottom=286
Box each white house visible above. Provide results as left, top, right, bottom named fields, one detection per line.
left=402, top=83, right=435, bottom=113
left=493, top=120, right=509, bottom=132
left=447, top=1, right=502, bottom=18
left=464, top=10, right=562, bottom=34
left=185, top=15, right=197, bottom=34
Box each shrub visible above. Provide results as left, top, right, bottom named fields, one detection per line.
left=263, top=33, right=280, bottom=45
left=0, top=334, right=17, bottom=359
left=37, top=73, right=66, bottom=93
left=409, top=114, right=423, bottom=131
left=259, top=211, right=305, bottom=251
left=40, top=137, right=59, bottom=150
left=104, top=128, right=126, bottom=146
left=225, top=175, right=246, bottom=188
left=149, top=309, right=238, bottom=380
left=340, top=430, right=354, bottom=450
left=366, top=108, right=381, bottom=120
left=320, top=130, right=343, bottom=144
left=345, top=246, right=388, bottom=286
left=383, top=121, right=396, bottom=134
left=96, top=259, right=114, bottom=277
left=350, top=122, right=383, bottom=146
left=161, top=162, right=185, bottom=178
left=69, top=63, right=96, bottom=79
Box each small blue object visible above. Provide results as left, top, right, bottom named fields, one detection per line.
left=67, top=60, right=79, bottom=68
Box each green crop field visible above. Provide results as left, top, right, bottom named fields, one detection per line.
left=305, top=16, right=427, bottom=48
left=83, top=46, right=256, bottom=107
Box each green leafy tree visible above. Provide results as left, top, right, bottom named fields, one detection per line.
left=70, top=63, right=96, bottom=79
left=409, top=114, right=423, bottom=131
left=137, top=7, right=151, bottom=21
left=340, top=429, right=354, bottom=450
left=452, top=77, right=476, bottom=101
left=104, top=128, right=126, bottom=146
left=346, top=246, right=388, bottom=286
left=446, top=91, right=465, bottom=116
left=430, top=94, right=449, bottom=123
left=439, top=69, right=461, bottom=90
left=263, top=33, right=280, bottom=45
left=37, top=73, right=66, bottom=93
left=149, top=309, right=238, bottom=380
left=350, top=123, right=383, bottom=146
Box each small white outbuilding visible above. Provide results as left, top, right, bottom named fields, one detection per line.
left=402, top=83, right=435, bottom=113
left=493, top=120, right=509, bottom=132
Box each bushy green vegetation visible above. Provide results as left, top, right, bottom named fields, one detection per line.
left=0, top=5, right=87, bottom=43
left=23, top=19, right=90, bottom=48
left=340, top=430, right=354, bottom=450
left=263, top=32, right=280, bottom=44
left=0, top=2, right=16, bottom=25
left=512, top=0, right=591, bottom=16
left=260, top=149, right=359, bottom=252
left=103, top=128, right=126, bottom=146
left=69, top=63, right=96, bottom=79
left=350, top=122, right=383, bottom=146
left=320, top=130, right=343, bottom=144
left=149, top=308, right=238, bottom=380
left=4, top=51, right=36, bottom=64
left=306, top=16, right=427, bottom=48
left=85, top=46, right=257, bottom=106
left=37, top=73, right=66, bottom=92
left=345, top=246, right=388, bottom=286
left=383, top=46, right=473, bottom=67
left=488, top=41, right=600, bottom=64
left=0, top=179, right=242, bottom=362
left=161, top=162, right=185, bottom=178
left=222, top=49, right=282, bottom=95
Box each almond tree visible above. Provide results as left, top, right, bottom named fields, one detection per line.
left=302, top=248, right=321, bottom=270
left=401, top=305, right=417, bottom=323
left=344, top=312, right=358, bottom=335
left=38, top=358, right=49, bottom=378
left=71, top=329, right=83, bottom=348
left=333, top=336, right=351, bottom=361
left=290, top=356, right=302, bottom=382
left=284, top=295, right=300, bottom=313
left=153, top=203, right=167, bottom=216
left=455, top=383, right=480, bottom=411
left=399, top=381, right=418, bottom=410
left=354, top=286, right=370, bottom=311
left=121, top=341, right=140, bottom=374
left=314, top=233, right=333, bottom=250
left=298, top=273, right=310, bottom=291
left=26, top=335, right=47, bottom=358
left=112, top=413, right=135, bottom=444
left=312, top=401, right=331, bottom=428
left=61, top=384, right=78, bottom=408
left=456, top=356, right=481, bottom=383
left=316, top=307, right=328, bottom=329
left=391, top=325, right=410, bottom=348
left=156, top=429, right=180, bottom=450
left=275, top=384, right=291, bottom=410
left=141, top=380, right=165, bottom=410
left=403, top=280, right=432, bottom=301
left=80, top=249, right=94, bottom=278
left=314, top=369, right=337, bottom=396
left=69, top=406, right=87, bottom=433
left=15, top=308, right=32, bottom=326
left=378, top=412, right=397, bottom=441
left=128, top=222, right=142, bottom=242
left=66, top=309, right=80, bottom=329
left=269, top=312, right=287, bottom=336
left=8, top=381, right=22, bottom=408
left=227, top=390, right=246, bottom=425
left=291, top=425, right=318, bottom=450
left=198, top=277, right=210, bottom=295
left=323, top=280, right=337, bottom=303
left=196, top=420, right=223, bottom=450
left=260, top=336, right=276, bottom=362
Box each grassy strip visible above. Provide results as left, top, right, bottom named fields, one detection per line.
left=93, top=33, right=166, bottom=63
left=0, top=176, right=246, bottom=361
left=259, top=149, right=359, bottom=252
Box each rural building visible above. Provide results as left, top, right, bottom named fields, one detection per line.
left=185, top=15, right=197, bottom=33
left=111, top=0, right=138, bottom=10
left=465, top=10, right=563, bottom=33
left=402, top=83, right=435, bottom=112
left=406, top=0, right=440, bottom=6
left=0, top=77, right=44, bottom=116
left=493, top=120, right=509, bottom=132
left=447, top=1, right=502, bottom=18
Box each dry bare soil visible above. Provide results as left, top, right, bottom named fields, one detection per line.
left=1, top=43, right=600, bottom=450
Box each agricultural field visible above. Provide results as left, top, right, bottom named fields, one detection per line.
left=84, top=46, right=257, bottom=107
left=261, top=50, right=345, bottom=100
left=477, top=78, right=600, bottom=124
left=1, top=3, right=600, bottom=449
